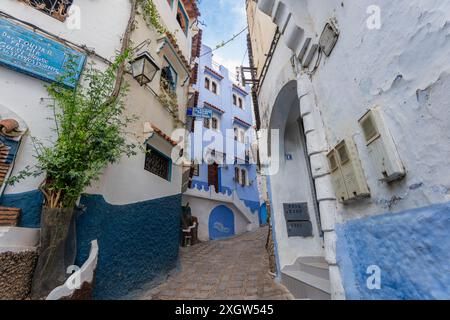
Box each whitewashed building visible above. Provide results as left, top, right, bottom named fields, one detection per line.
left=246, top=0, right=450, bottom=300
left=0, top=0, right=201, bottom=299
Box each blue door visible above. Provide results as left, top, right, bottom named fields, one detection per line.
left=259, top=203, right=268, bottom=226
left=208, top=205, right=235, bottom=240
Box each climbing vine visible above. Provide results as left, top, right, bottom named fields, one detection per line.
left=159, top=79, right=182, bottom=127
left=139, top=0, right=167, bottom=34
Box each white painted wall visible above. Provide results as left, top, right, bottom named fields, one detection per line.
left=0, top=1, right=196, bottom=204
left=252, top=0, right=450, bottom=299
left=284, top=0, right=450, bottom=220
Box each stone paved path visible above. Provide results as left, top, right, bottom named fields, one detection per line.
left=139, top=227, right=293, bottom=300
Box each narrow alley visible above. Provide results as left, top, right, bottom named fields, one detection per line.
left=138, top=228, right=293, bottom=300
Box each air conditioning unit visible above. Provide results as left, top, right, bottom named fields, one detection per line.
left=328, top=138, right=370, bottom=203
left=359, top=107, right=406, bottom=182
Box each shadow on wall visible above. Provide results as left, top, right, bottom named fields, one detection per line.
left=336, top=201, right=450, bottom=300
left=75, top=194, right=182, bottom=300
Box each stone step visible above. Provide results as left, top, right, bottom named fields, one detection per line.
left=283, top=256, right=330, bottom=280
left=281, top=269, right=331, bottom=300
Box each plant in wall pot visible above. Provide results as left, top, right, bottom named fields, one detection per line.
left=8, top=54, right=137, bottom=299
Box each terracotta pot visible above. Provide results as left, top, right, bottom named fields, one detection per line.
left=31, top=207, right=74, bottom=300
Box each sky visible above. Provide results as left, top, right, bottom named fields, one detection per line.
left=197, top=0, right=248, bottom=75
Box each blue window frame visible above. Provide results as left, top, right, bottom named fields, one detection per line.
left=176, top=1, right=189, bottom=35
left=162, top=57, right=178, bottom=92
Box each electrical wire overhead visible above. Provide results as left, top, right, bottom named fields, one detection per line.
left=200, top=26, right=248, bottom=57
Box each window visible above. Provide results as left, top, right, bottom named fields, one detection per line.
left=176, top=1, right=189, bottom=35
left=22, top=0, right=73, bottom=21
left=161, top=58, right=178, bottom=92
left=241, top=169, right=247, bottom=187
left=192, top=163, right=199, bottom=176
left=205, top=77, right=210, bottom=90
left=233, top=94, right=237, bottom=106
left=240, top=130, right=245, bottom=143
left=212, top=82, right=217, bottom=94
left=212, top=117, right=219, bottom=131
left=234, top=128, right=238, bottom=141
left=245, top=150, right=250, bottom=163
left=235, top=167, right=240, bottom=184
left=238, top=97, right=243, bottom=109
left=203, top=117, right=211, bottom=129
left=144, top=145, right=171, bottom=181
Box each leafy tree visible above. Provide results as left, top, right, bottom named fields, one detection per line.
left=9, top=53, right=137, bottom=208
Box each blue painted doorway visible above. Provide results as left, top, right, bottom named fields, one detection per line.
left=209, top=205, right=235, bottom=240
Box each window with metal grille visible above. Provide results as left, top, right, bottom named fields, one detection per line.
left=21, top=0, right=73, bottom=21
left=144, top=145, right=171, bottom=181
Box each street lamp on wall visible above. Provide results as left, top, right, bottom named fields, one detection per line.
left=131, top=52, right=160, bottom=86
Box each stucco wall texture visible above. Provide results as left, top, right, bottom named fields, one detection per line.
left=75, top=194, right=182, bottom=300
left=336, top=201, right=450, bottom=300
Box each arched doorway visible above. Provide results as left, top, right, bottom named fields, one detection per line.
left=208, top=205, right=235, bottom=240
left=267, top=80, right=324, bottom=269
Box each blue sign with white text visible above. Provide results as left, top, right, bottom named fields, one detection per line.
left=193, top=108, right=212, bottom=119
left=0, top=18, right=86, bottom=88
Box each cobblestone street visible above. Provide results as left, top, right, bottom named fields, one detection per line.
left=139, top=227, right=293, bottom=300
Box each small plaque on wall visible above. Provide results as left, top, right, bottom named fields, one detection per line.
left=286, top=221, right=313, bottom=238
left=283, top=202, right=312, bottom=238
left=283, top=203, right=310, bottom=221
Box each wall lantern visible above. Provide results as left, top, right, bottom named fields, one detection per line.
left=131, top=52, right=160, bottom=86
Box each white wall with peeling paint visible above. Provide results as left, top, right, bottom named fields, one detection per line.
left=251, top=0, right=450, bottom=299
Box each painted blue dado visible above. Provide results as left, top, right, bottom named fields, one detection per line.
left=336, top=201, right=450, bottom=300
left=208, top=205, right=235, bottom=240
left=75, top=194, right=182, bottom=300
left=0, top=190, right=43, bottom=228
left=0, top=17, right=86, bottom=88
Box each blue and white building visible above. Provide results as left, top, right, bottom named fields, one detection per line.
left=183, top=45, right=261, bottom=241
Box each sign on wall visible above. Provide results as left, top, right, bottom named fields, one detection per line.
left=193, top=107, right=212, bottom=119
left=0, top=18, right=86, bottom=88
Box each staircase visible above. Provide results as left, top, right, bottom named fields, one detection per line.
left=183, top=186, right=259, bottom=232
left=281, top=256, right=331, bottom=300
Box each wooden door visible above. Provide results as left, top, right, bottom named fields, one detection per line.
left=208, top=163, right=219, bottom=192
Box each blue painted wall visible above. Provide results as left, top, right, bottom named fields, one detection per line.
left=336, top=201, right=450, bottom=300
left=208, top=205, right=235, bottom=240
left=75, top=194, right=182, bottom=300
left=189, top=44, right=260, bottom=214
left=0, top=190, right=43, bottom=228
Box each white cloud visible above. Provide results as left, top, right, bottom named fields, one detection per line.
left=212, top=54, right=241, bottom=76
